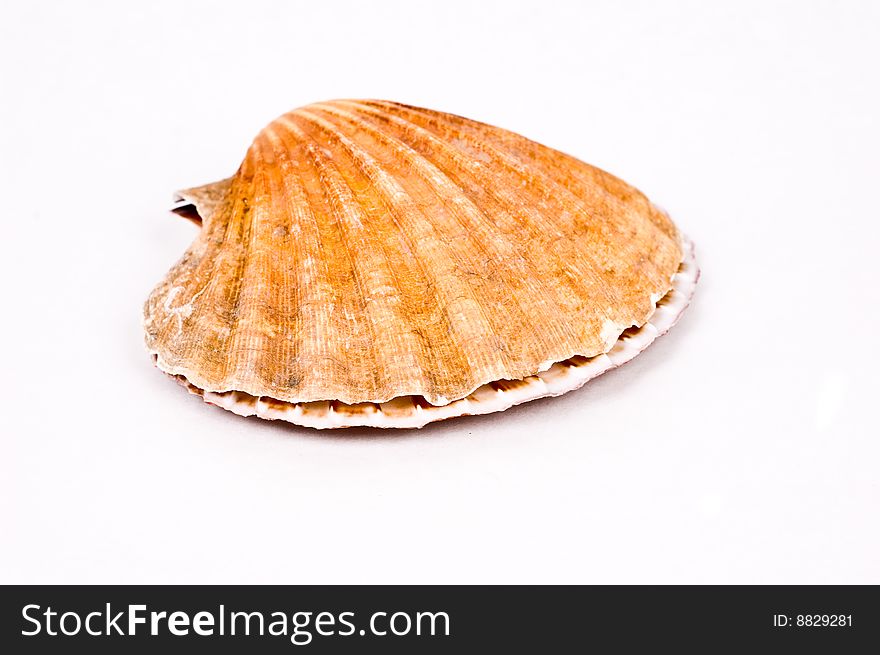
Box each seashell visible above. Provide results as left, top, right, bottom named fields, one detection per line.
left=144, top=99, right=698, bottom=429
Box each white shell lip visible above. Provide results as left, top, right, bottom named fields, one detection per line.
left=158, top=236, right=699, bottom=430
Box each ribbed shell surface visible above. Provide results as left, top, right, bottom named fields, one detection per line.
left=144, top=99, right=683, bottom=406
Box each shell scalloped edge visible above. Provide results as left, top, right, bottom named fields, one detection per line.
left=162, top=236, right=699, bottom=429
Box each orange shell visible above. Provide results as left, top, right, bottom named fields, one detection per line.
left=144, top=99, right=688, bottom=414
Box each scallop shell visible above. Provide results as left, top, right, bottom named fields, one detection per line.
left=144, top=99, right=697, bottom=429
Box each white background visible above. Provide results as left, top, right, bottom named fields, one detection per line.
left=2, top=1, right=878, bottom=584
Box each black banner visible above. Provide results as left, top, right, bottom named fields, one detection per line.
left=1, top=585, right=877, bottom=652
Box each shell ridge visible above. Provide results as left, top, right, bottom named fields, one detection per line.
left=275, top=123, right=372, bottom=394
left=398, top=101, right=681, bottom=293
left=340, top=100, right=594, bottom=351
left=299, top=110, right=564, bottom=390
left=309, top=102, right=553, bottom=373
left=372, top=99, right=644, bottom=219
left=290, top=109, right=505, bottom=403
left=284, top=113, right=476, bottom=401
left=263, top=124, right=340, bottom=395
left=339, top=100, right=584, bottom=339
left=177, top=170, right=261, bottom=387
left=283, top=115, right=386, bottom=399
left=401, top=103, right=680, bottom=303
left=279, top=114, right=416, bottom=399
left=221, top=150, right=267, bottom=387
left=366, top=101, right=674, bottom=337
left=254, top=128, right=300, bottom=392
left=370, top=102, right=627, bottom=310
